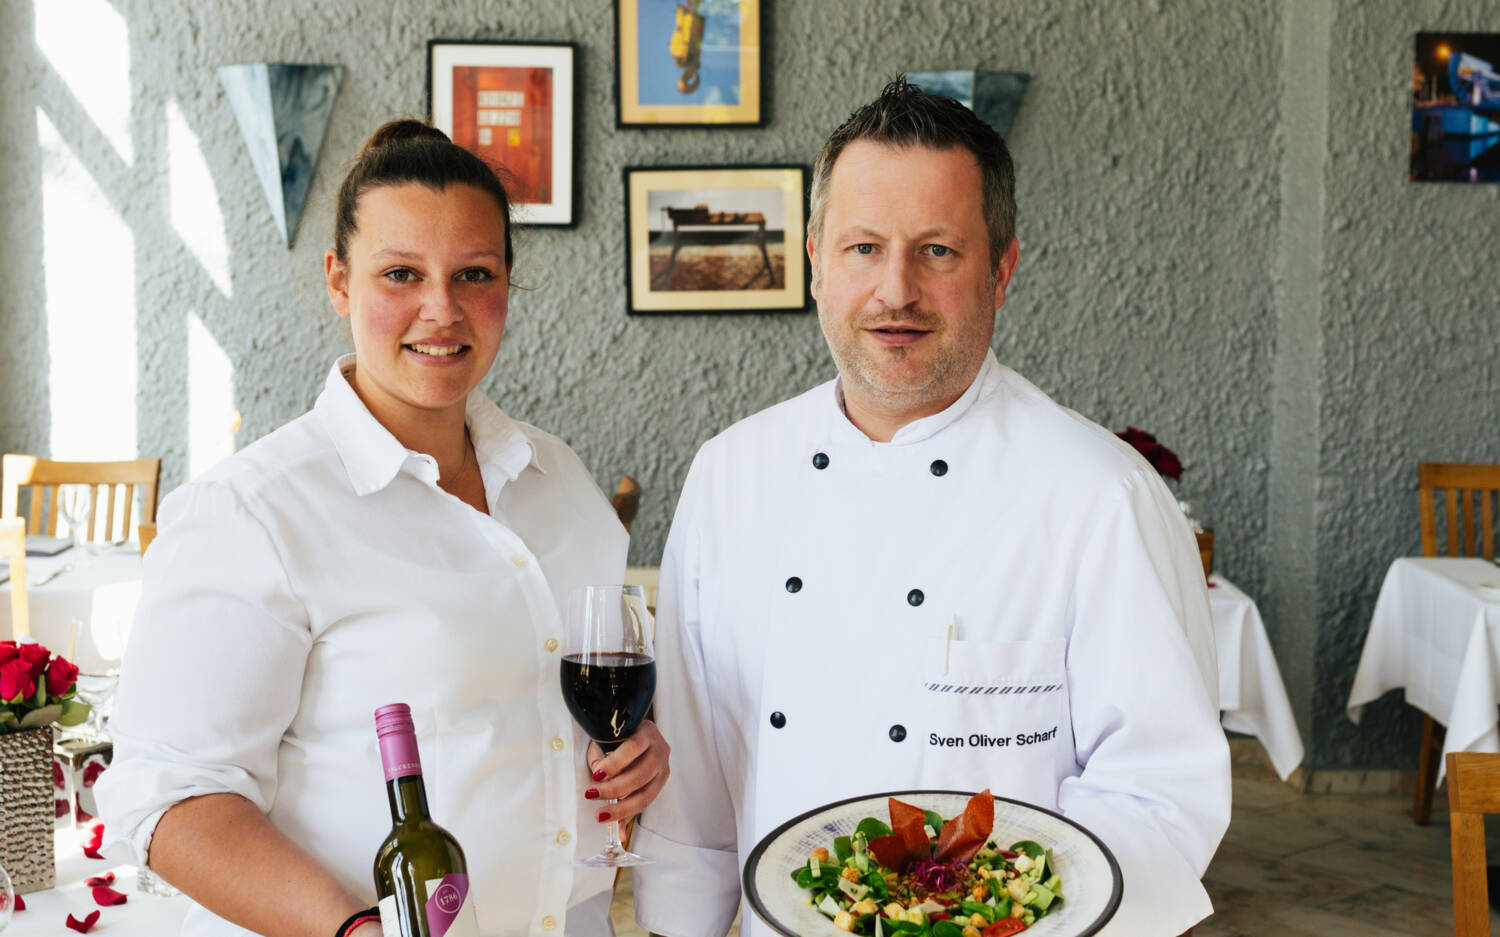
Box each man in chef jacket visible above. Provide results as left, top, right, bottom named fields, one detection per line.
left=631, top=76, right=1231, bottom=937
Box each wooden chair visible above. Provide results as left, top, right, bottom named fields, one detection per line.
left=1413, top=463, right=1500, bottom=824
left=1, top=517, right=28, bottom=639
left=1448, top=751, right=1500, bottom=936
left=1, top=455, right=161, bottom=545
left=611, top=475, right=641, bottom=533
left=137, top=521, right=158, bottom=556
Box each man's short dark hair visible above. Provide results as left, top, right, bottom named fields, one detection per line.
left=809, top=75, right=1016, bottom=269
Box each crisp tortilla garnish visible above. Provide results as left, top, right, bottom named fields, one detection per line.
left=869, top=796, right=936, bottom=872
left=933, top=788, right=995, bottom=865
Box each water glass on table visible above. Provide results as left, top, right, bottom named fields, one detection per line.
left=559, top=584, right=657, bottom=868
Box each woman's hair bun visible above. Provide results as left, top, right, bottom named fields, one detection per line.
left=358, top=119, right=451, bottom=158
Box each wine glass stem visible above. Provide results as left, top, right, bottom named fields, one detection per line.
left=604, top=799, right=623, bottom=852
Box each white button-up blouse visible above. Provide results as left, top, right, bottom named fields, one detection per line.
left=96, top=357, right=626, bottom=937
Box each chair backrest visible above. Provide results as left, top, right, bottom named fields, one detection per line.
left=0, top=517, right=28, bottom=639
left=1, top=454, right=162, bottom=544
left=137, top=521, right=158, bottom=556
left=611, top=475, right=641, bottom=533
left=1448, top=751, right=1500, bottom=936
left=1418, top=462, right=1500, bottom=559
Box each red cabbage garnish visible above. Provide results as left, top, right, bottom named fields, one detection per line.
left=906, top=858, right=966, bottom=892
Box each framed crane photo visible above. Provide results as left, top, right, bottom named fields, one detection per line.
left=614, top=0, right=764, bottom=127
left=427, top=39, right=578, bottom=225
left=623, top=164, right=808, bottom=315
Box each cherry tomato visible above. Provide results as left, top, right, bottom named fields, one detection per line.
left=982, top=920, right=1028, bottom=936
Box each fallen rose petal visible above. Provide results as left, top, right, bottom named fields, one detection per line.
left=13, top=893, right=24, bottom=910
left=85, top=823, right=104, bottom=850
left=66, top=910, right=101, bottom=933
left=92, top=885, right=128, bottom=906
left=84, top=872, right=115, bottom=887
left=82, top=845, right=105, bottom=859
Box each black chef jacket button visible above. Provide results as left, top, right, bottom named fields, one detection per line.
left=812, top=452, right=829, bottom=470
left=786, top=576, right=803, bottom=593
left=889, top=724, right=907, bottom=742
left=770, top=711, right=786, bottom=729
left=930, top=459, right=948, bottom=476
left=907, top=589, right=924, bottom=606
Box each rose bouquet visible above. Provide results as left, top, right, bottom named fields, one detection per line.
left=1, top=640, right=90, bottom=734
left=1116, top=426, right=1182, bottom=481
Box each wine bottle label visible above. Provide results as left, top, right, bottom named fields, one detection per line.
left=425, top=874, right=478, bottom=937
left=377, top=895, right=402, bottom=937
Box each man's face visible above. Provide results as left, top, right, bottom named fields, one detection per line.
left=810, top=141, right=1019, bottom=434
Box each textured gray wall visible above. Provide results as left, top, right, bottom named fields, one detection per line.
left=2, top=0, right=1495, bottom=770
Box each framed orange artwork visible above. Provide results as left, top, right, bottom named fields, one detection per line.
left=428, top=40, right=577, bottom=226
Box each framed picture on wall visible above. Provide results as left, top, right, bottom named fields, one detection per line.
left=427, top=39, right=577, bottom=225
left=624, top=164, right=808, bottom=314
left=614, top=0, right=763, bottom=127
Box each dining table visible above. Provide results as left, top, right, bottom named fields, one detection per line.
left=9, top=827, right=189, bottom=934
left=0, top=544, right=144, bottom=673
left=1347, top=556, right=1500, bottom=785
left=1211, top=573, right=1305, bottom=780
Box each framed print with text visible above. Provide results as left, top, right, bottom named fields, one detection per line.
left=615, top=0, right=763, bottom=127
left=428, top=39, right=577, bottom=225
left=624, top=164, right=807, bottom=314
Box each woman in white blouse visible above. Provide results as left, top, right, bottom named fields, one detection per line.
left=96, top=120, right=670, bottom=937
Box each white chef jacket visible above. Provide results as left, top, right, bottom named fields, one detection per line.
left=96, top=356, right=625, bottom=937
left=632, top=351, right=1229, bottom=937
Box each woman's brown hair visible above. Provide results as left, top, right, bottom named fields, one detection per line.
left=333, top=119, right=514, bottom=267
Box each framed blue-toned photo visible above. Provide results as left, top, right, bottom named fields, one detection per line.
left=615, top=0, right=763, bottom=127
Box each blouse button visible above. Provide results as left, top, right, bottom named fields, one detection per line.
left=812, top=452, right=830, bottom=470
left=550, top=737, right=565, bottom=752
left=889, top=724, right=907, bottom=742
left=544, top=637, right=559, bottom=652
left=556, top=830, right=570, bottom=845
left=541, top=917, right=557, bottom=931
left=770, top=711, right=786, bottom=729
left=785, top=576, right=803, bottom=593
left=512, top=555, right=530, bottom=567
left=907, top=589, right=925, bottom=606
left=930, top=459, right=948, bottom=476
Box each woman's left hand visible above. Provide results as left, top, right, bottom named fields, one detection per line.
left=585, top=719, right=670, bottom=825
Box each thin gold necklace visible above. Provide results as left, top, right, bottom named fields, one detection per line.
left=439, top=428, right=471, bottom=489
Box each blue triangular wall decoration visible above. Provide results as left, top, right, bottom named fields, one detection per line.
left=219, top=63, right=344, bottom=247
left=908, top=69, right=1030, bottom=139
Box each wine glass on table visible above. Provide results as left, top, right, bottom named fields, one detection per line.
left=559, top=584, right=656, bottom=868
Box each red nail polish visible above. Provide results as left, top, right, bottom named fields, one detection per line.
left=584, top=787, right=599, bottom=800
left=597, top=811, right=612, bottom=822
left=592, top=769, right=607, bottom=782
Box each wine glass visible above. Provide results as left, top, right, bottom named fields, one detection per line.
left=0, top=861, right=13, bottom=932
left=56, top=486, right=91, bottom=553
left=559, top=584, right=656, bottom=868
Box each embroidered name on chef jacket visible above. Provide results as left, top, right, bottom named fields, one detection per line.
left=929, top=726, right=1060, bottom=748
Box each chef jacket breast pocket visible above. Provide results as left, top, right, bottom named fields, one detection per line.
left=915, top=637, right=1068, bottom=778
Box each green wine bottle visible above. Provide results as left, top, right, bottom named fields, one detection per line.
left=372, top=703, right=479, bottom=937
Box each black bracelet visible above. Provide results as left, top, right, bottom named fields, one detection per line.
left=336, top=907, right=381, bottom=937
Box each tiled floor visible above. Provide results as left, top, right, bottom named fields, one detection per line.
left=610, top=754, right=1493, bottom=937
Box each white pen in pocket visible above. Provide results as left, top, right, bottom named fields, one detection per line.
left=942, top=615, right=957, bottom=676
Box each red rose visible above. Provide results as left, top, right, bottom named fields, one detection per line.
left=0, top=640, right=17, bottom=665
left=1117, top=426, right=1184, bottom=481
left=46, top=655, right=79, bottom=697
left=18, top=641, right=51, bottom=675
left=1, top=658, right=37, bottom=702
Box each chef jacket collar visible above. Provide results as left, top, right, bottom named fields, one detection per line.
left=829, top=349, right=1003, bottom=446
left=315, top=354, right=542, bottom=497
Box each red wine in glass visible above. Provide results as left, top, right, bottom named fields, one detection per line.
left=560, top=584, right=656, bottom=867
left=559, top=652, right=656, bottom=753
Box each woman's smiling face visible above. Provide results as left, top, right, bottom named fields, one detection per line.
left=325, top=182, right=511, bottom=431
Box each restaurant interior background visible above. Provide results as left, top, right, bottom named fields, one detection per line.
left=2, top=0, right=1497, bottom=786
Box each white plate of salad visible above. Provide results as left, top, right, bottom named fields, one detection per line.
left=743, top=790, right=1121, bottom=937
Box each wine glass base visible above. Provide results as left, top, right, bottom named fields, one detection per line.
left=575, top=849, right=654, bottom=869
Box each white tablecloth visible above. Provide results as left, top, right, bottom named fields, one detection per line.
left=9, top=828, right=188, bottom=935
left=1211, top=573, right=1305, bottom=779
left=0, top=549, right=143, bottom=673
left=1347, top=557, right=1500, bottom=784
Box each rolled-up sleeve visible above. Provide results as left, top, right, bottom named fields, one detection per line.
left=632, top=456, right=742, bottom=937
left=95, top=481, right=311, bottom=864
left=1058, top=469, right=1230, bottom=936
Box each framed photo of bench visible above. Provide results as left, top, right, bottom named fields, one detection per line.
left=615, top=0, right=764, bottom=127
left=428, top=39, right=578, bottom=226
left=624, top=164, right=809, bottom=315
